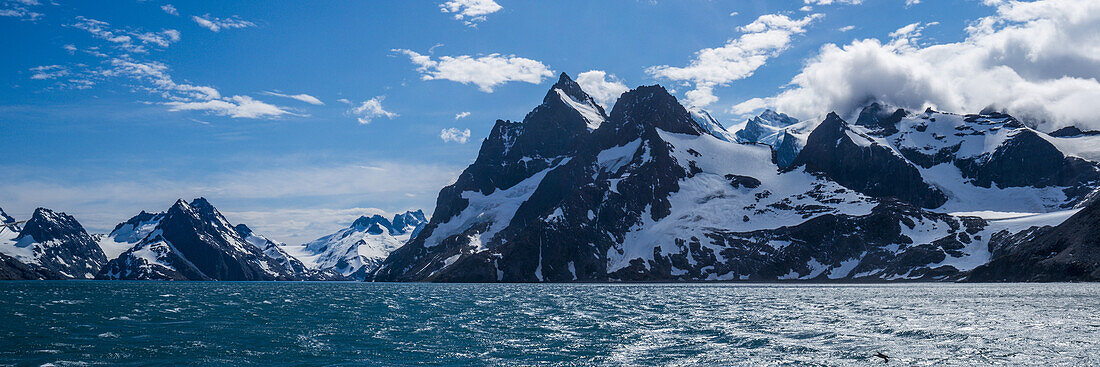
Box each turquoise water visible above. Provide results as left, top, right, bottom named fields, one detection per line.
left=0, top=282, right=1097, bottom=366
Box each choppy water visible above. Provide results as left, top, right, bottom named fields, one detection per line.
left=0, top=282, right=1097, bottom=366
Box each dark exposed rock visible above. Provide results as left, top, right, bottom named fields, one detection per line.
left=855, top=102, right=906, bottom=136
left=1049, top=126, right=1100, bottom=137
left=955, top=129, right=1100, bottom=189
left=790, top=113, right=947, bottom=208
left=967, top=197, right=1100, bottom=281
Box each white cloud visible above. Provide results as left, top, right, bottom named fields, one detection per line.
left=103, top=58, right=221, bottom=101
left=29, top=65, right=68, bottom=80
left=576, top=70, right=629, bottom=109
left=0, top=0, right=43, bottom=20
left=192, top=14, right=255, bottom=32
left=161, top=4, right=178, bottom=15
left=454, top=111, right=471, bottom=119
left=71, top=17, right=180, bottom=53
left=165, top=95, right=291, bottom=119
left=839, top=25, right=855, bottom=32
left=263, top=91, right=324, bottom=105
left=62, top=44, right=76, bottom=53
left=440, top=127, right=472, bottom=143
left=732, top=0, right=1100, bottom=131
left=394, top=49, right=554, bottom=92
left=906, top=0, right=921, bottom=6
left=800, top=6, right=813, bottom=11
left=803, top=0, right=862, bottom=4
left=647, top=13, right=823, bottom=107
left=439, top=0, right=502, bottom=26
left=350, top=96, right=397, bottom=124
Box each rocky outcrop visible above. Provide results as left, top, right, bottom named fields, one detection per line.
left=790, top=113, right=947, bottom=208
left=967, top=198, right=1100, bottom=281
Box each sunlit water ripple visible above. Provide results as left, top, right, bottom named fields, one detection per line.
left=0, top=282, right=1097, bottom=366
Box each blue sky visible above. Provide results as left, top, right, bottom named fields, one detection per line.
left=4, top=0, right=1096, bottom=243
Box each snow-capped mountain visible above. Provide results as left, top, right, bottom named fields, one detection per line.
left=733, top=109, right=809, bottom=169
left=97, top=198, right=330, bottom=281
left=283, top=210, right=426, bottom=280
left=0, top=207, right=107, bottom=279
left=374, top=73, right=1100, bottom=282
left=734, top=109, right=798, bottom=145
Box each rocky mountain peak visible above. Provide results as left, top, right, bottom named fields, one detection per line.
left=855, top=102, right=906, bottom=135
left=18, top=208, right=89, bottom=244
left=606, top=84, right=703, bottom=137
left=0, top=206, right=14, bottom=225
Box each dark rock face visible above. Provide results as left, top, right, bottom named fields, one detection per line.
left=0, top=207, right=15, bottom=227
left=956, top=129, right=1100, bottom=189
left=1049, top=126, right=1100, bottom=137
left=11, top=208, right=107, bottom=279
left=968, top=198, right=1100, bottom=281
left=98, top=198, right=323, bottom=281
left=375, top=83, right=700, bottom=282
left=790, top=113, right=947, bottom=208
left=855, top=102, right=906, bottom=136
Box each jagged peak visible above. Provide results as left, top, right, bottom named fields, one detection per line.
left=352, top=214, right=392, bottom=230
left=18, top=207, right=87, bottom=243
left=608, top=84, right=703, bottom=136
left=0, top=206, right=14, bottom=224
left=234, top=223, right=253, bottom=237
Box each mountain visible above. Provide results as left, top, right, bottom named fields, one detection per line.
left=0, top=207, right=107, bottom=279
left=734, top=109, right=799, bottom=145
left=689, top=109, right=735, bottom=142
left=97, top=198, right=331, bottom=281
left=967, top=196, right=1100, bottom=281
left=790, top=112, right=948, bottom=209
left=282, top=210, right=427, bottom=280
left=829, top=103, right=1100, bottom=213
left=375, top=74, right=1057, bottom=282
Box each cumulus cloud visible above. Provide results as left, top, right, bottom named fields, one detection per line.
left=440, top=127, right=472, bottom=143
left=439, top=0, right=502, bottom=26
left=394, top=49, right=553, bottom=92
left=732, top=0, right=1100, bottom=131
left=576, top=70, right=629, bottom=109
left=350, top=97, right=397, bottom=124
left=192, top=14, right=255, bottom=32
left=161, top=4, right=178, bottom=15
left=263, top=91, right=324, bottom=105
left=454, top=111, right=471, bottom=120
left=165, top=95, right=291, bottom=119
left=647, top=13, right=823, bottom=107
left=101, top=58, right=291, bottom=119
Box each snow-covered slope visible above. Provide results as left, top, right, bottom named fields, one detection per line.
left=282, top=210, right=426, bottom=280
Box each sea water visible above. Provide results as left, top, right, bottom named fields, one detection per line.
left=0, top=282, right=1097, bottom=366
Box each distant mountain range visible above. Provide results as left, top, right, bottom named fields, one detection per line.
left=3, top=73, right=1099, bottom=282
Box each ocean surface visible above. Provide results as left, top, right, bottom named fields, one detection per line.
left=0, top=282, right=1097, bottom=366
